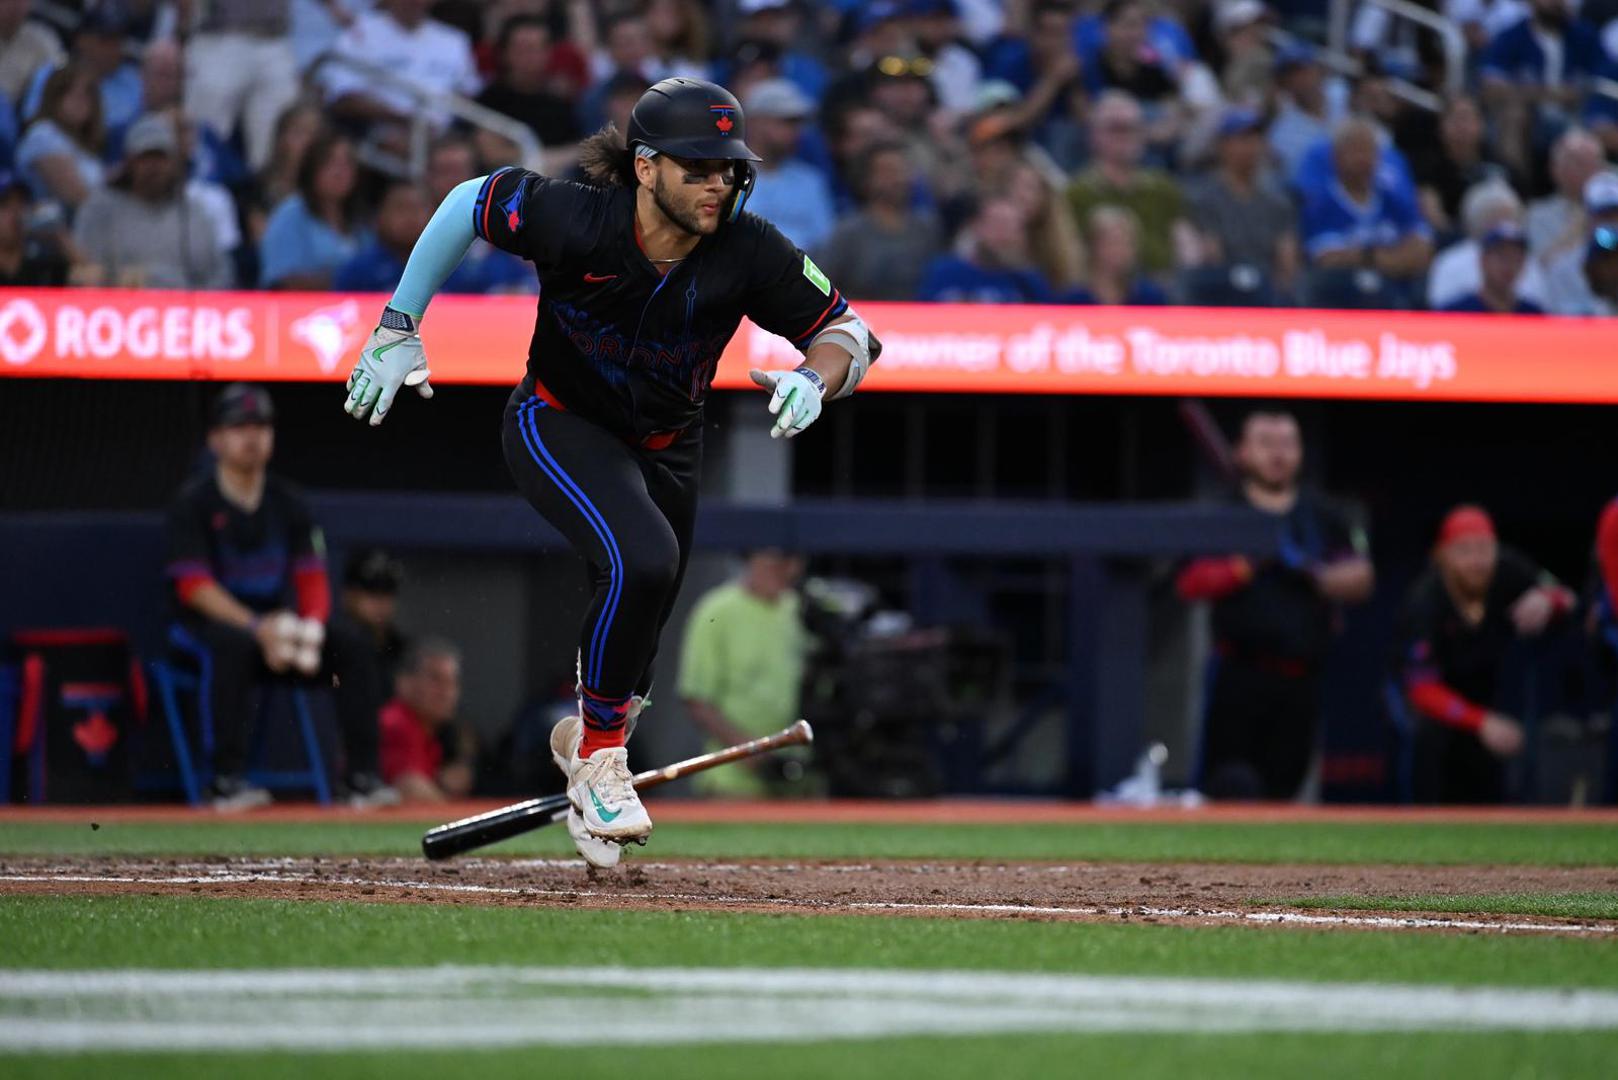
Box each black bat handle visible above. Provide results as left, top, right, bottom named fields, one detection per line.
left=420, top=792, right=570, bottom=860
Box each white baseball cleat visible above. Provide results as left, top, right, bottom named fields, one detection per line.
left=551, top=716, right=622, bottom=868
left=566, top=746, right=652, bottom=842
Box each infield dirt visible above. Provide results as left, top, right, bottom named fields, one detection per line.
left=4, top=854, right=1616, bottom=935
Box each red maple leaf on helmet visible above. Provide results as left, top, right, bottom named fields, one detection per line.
left=715, top=114, right=734, bottom=133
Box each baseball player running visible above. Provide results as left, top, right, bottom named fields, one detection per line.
left=342, top=78, right=878, bottom=866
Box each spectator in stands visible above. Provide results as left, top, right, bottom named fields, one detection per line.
left=183, top=0, right=300, bottom=171
left=1440, top=220, right=1545, bottom=312
left=165, top=384, right=392, bottom=811
left=326, top=0, right=480, bottom=136
left=0, top=169, right=69, bottom=286
left=337, top=547, right=411, bottom=685
left=72, top=113, right=230, bottom=289
left=911, top=0, right=985, bottom=114
left=1575, top=222, right=1618, bottom=314
left=1394, top=505, right=1574, bottom=803
left=0, top=0, right=64, bottom=105
left=1006, top=159, right=1087, bottom=293
left=475, top=15, right=582, bottom=151
left=1268, top=43, right=1344, bottom=182
left=823, top=100, right=905, bottom=211
left=1216, top=0, right=1276, bottom=109
left=243, top=103, right=324, bottom=249
left=1188, top=107, right=1299, bottom=297
left=644, top=0, right=713, bottom=82
left=981, top=1, right=1087, bottom=169
left=335, top=177, right=528, bottom=294
left=420, top=132, right=532, bottom=292
left=1427, top=180, right=1548, bottom=310
left=1298, top=117, right=1432, bottom=302
left=1526, top=127, right=1605, bottom=255
left=862, top=54, right=948, bottom=189
left=1083, top=0, right=1188, bottom=155
left=816, top=139, right=943, bottom=301
left=1067, top=204, right=1165, bottom=304
left=1409, top=96, right=1514, bottom=238
left=1542, top=171, right=1618, bottom=314
left=423, top=132, right=479, bottom=206
left=1066, top=91, right=1193, bottom=279
left=1176, top=409, right=1374, bottom=801
left=740, top=78, right=836, bottom=251
left=917, top=195, right=1053, bottom=302
left=679, top=549, right=812, bottom=797
left=15, top=63, right=105, bottom=215
left=28, top=3, right=143, bottom=138
left=258, top=131, right=365, bottom=289
left=380, top=638, right=476, bottom=803
left=732, top=0, right=828, bottom=101
left=1480, top=0, right=1606, bottom=176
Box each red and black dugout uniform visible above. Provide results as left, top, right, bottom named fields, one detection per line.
left=1176, top=489, right=1369, bottom=799
left=473, top=166, right=848, bottom=723
left=164, top=474, right=380, bottom=779
left=1394, top=547, right=1570, bottom=804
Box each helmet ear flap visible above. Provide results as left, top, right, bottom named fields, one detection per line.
left=727, top=161, right=756, bottom=223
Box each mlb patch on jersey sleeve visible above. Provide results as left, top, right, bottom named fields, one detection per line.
left=802, top=255, right=831, bottom=297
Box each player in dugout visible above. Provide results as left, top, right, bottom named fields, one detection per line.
left=340, top=78, right=880, bottom=866
left=1394, top=505, right=1576, bottom=804
left=1176, top=410, right=1375, bottom=800
left=164, top=383, right=397, bottom=811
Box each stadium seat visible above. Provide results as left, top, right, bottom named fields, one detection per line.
left=1179, top=265, right=1277, bottom=307
left=143, top=626, right=331, bottom=806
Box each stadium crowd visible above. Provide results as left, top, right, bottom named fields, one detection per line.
left=2, top=0, right=1618, bottom=312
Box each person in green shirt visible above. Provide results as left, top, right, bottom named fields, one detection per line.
left=1065, top=90, right=1194, bottom=279
left=678, top=549, right=810, bottom=797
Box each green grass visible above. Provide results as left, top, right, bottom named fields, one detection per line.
left=6, top=894, right=1618, bottom=986
left=13, top=1033, right=1618, bottom=1080
left=5, top=895, right=1618, bottom=1079
left=1285, top=891, right=1618, bottom=920
left=5, top=818, right=1618, bottom=865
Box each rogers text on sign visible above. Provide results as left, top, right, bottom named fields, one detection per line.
left=52, top=303, right=255, bottom=363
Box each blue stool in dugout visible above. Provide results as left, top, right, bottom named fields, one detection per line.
left=142, top=624, right=331, bottom=805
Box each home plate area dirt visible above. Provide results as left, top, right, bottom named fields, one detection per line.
left=4, top=856, right=1618, bottom=935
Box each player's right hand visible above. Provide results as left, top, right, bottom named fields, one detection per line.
left=344, top=307, right=434, bottom=426
left=1478, top=712, right=1525, bottom=758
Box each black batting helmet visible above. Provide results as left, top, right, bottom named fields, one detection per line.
left=627, top=77, right=760, bottom=222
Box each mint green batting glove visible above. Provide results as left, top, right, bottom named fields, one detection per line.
left=344, top=307, right=434, bottom=427
left=748, top=366, right=825, bottom=439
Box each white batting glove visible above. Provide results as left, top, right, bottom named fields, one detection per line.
left=749, top=366, right=825, bottom=439
left=344, top=307, right=434, bottom=426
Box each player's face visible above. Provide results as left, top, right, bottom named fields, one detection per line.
left=1438, top=535, right=1498, bottom=596
left=1237, top=416, right=1302, bottom=491
left=343, top=588, right=397, bottom=635
left=208, top=422, right=274, bottom=473
left=650, top=155, right=734, bottom=236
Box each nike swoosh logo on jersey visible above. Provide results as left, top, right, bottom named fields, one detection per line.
left=588, top=786, right=623, bottom=822
left=584, top=272, right=617, bottom=283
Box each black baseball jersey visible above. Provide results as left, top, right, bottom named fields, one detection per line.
left=165, top=473, right=326, bottom=616
left=1393, top=547, right=1548, bottom=707
left=1212, top=489, right=1367, bottom=662
left=471, top=167, right=849, bottom=442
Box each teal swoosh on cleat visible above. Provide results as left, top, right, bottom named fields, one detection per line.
left=588, top=786, right=622, bottom=823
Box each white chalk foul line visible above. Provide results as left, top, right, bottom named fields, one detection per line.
left=2, top=869, right=1614, bottom=936
left=3, top=965, right=1618, bottom=1051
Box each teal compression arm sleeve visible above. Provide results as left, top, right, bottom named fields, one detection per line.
left=387, top=176, right=482, bottom=318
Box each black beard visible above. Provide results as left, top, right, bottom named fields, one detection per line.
left=652, top=174, right=711, bottom=236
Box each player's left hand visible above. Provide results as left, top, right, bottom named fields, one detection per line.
left=749, top=366, right=825, bottom=439
left=344, top=308, right=434, bottom=426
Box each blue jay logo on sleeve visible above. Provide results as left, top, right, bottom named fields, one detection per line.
left=499, top=178, right=529, bottom=233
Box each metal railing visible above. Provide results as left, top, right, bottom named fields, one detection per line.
left=1268, top=27, right=1443, bottom=113
left=308, top=52, right=545, bottom=179
left=1330, top=0, right=1467, bottom=97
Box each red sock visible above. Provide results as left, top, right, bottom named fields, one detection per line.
left=578, top=723, right=627, bottom=758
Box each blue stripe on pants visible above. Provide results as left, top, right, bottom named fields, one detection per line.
left=517, top=399, right=625, bottom=689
